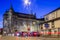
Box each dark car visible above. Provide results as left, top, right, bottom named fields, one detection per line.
left=30, top=32, right=40, bottom=37
left=21, top=32, right=28, bottom=37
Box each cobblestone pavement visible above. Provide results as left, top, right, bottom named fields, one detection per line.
left=38, top=37, right=60, bottom=40
left=0, top=36, right=60, bottom=40
left=0, top=35, right=2, bottom=40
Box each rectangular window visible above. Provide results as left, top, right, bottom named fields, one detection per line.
left=41, top=27, right=43, bottom=29
left=40, top=24, right=43, bottom=29
left=51, top=21, right=55, bottom=28
left=45, top=16, right=49, bottom=21
left=46, top=17, right=48, bottom=20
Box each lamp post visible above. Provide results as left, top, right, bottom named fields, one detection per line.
left=23, top=0, right=31, bottom=32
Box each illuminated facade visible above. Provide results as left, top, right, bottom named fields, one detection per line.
left=40, top=8, right=60, bottom=36
left=3, top=6, right=44, bottom=35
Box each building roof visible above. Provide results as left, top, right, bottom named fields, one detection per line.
left=44, top=7, right=60, bottom=16
left=4, top=5, right=36, bottom=19
left=36, top=18, right=44, bottom=21
left=13, top=12, right=36, bottom=19
left=4, top=5, right=44, bottom=21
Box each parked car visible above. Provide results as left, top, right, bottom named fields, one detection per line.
left=14, top=32, right=40, bottom=37
left=30, top=32, right=40, bottom=37
left=21, top=32, right=28, bottom=37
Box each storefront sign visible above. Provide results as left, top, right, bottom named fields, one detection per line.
left=44, top=23, right=49, bottom=28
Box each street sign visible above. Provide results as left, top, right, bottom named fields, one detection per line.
left=44, top=23, right=49, bottom=28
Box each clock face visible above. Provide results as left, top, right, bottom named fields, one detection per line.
left=44, top=23, right=49, bottom=28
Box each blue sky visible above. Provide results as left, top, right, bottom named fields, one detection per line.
left=0, top=0, right=60, bottom=28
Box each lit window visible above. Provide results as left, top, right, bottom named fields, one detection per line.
left=33, top=22, right=36, bottom=24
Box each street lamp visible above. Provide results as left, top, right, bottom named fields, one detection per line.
left=23, top=0, right=31, bottom=12
left=24, top=0, right=31, bottom=5
left=24, top=0, right=31, bottom=7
